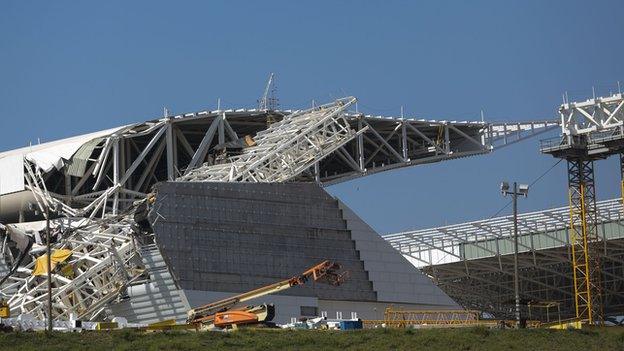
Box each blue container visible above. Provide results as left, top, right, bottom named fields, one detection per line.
left=339, top=320, right=363, bottom=330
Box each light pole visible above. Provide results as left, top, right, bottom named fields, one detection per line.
left=45, top=204, right=53, bottom=333
left=501, top=181, right=528, bottom=329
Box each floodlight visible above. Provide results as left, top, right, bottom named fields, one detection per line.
left=500, top=181, right=510, bottom=194
left=518, top=184, right=529, bottom=197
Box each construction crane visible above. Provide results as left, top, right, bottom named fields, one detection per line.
left=187, top=260, right=349, bottom=329
left=541, top=92, right=624, bottom=324
left=257, top=73, right=278, bottom=111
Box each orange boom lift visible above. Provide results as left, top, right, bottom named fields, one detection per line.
left=186, top=260, right=349, bottom=329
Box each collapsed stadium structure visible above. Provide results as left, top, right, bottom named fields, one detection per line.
left=0, top=96, right=558, bottom=324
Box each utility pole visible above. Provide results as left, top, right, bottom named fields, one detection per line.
left=501, top=181, right=528, bottom=328
left=512, top=183, right=520, bottom=329
left=45, top=205, right=53, bottom=332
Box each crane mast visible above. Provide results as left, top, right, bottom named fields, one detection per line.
left=258, top=73, right=277, bottom=111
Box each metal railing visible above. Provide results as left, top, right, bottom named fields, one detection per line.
left=539, top=136, right=566, bottom=150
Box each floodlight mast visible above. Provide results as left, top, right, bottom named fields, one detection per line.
left=501, top=181, right=529, bottom=328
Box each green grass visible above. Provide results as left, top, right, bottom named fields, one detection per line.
left=0, top=327, right=622, bottom=351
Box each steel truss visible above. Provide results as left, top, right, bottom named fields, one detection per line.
left=181, top=97, right=364, bottom=182
left=383, top=308, right=480, bottom=327
left=1, top=98, right=558, bottom=221
left=0, top=212, right=145, bottom=321
left=558, top=93, right=624, bottom=135
left=384, top=198, right=624, bottom=321
left=567, top=159, right=603, bottom=323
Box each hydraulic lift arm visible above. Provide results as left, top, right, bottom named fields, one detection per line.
left=187, top=260, right=348, bottom=327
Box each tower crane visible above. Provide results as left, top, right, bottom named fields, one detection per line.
left=258, top=73, right=278, bottom=111
left=541, top=92, right=624, bottom=324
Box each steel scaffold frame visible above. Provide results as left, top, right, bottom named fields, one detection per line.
left=384, top=198, right=624, bottom=321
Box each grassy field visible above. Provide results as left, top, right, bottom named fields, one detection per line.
left=0, top=327, right=622, bottom=351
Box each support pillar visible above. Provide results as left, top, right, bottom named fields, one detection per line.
left=166, top=121, right=175, bottom=181
left=620, top=153, right=624, bottom=205
left=112, top=138, right=120, bottom=215
left=357, top=117, right=365, bottom=172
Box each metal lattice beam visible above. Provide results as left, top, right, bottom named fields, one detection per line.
left=1, top=214, right=143, bottom=321
left=560, top=93, right=624, bottom=135
left=567, top=159, right=603, bottom=323
left=180, top=97, right=364, bottom=183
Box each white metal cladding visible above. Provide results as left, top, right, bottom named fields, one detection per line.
left=0, top=155, right=25, bottom=195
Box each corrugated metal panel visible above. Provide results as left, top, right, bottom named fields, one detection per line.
left=66, top=138, right=103, bottom=177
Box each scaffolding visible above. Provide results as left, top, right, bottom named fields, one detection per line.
left=383, top=308, right=481, bottom=327
left=527, top=301, right=561, bottom=324
left=384, top=198, right=624, bottom=321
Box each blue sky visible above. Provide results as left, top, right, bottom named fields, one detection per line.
left=2, top=1, right=623, bottom=233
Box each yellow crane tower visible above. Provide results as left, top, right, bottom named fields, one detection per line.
left=541, top=91, right=624, bottom=324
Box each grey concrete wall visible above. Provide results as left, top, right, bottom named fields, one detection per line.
left=338, top=201, right=459, bottom=307
left=151, top=182, right=376, bottom=302
left=137, top=181, right=459, bottom=326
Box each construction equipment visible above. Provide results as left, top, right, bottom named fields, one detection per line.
left=374, top=307, right=541, bottom=329
left=187, top=260, right=348, bottom=329
left=0, top=300, right=9, bottom=318
left=258, top=73, right=278, bottom=111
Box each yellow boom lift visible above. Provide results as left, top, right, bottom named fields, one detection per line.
left=187, top=260, right=348, bottom=329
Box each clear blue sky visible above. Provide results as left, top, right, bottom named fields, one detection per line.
left=2, top=1, right=623, bottom=233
